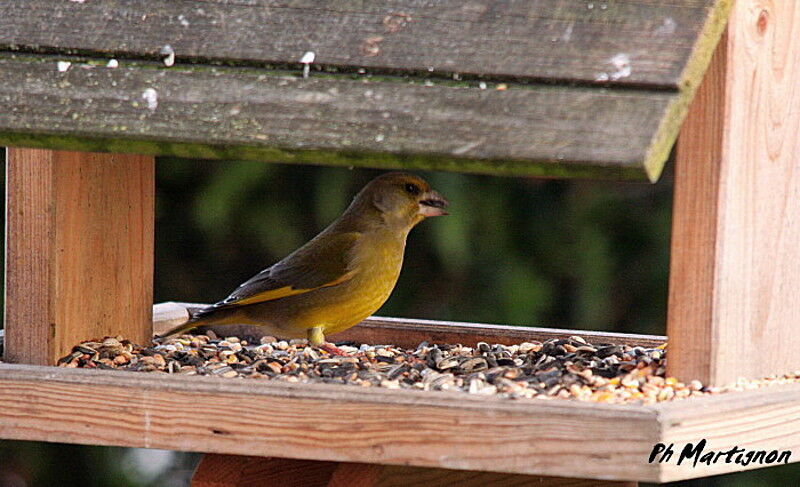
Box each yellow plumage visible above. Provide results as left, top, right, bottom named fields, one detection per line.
left=158, top=172, right=448, bottom=353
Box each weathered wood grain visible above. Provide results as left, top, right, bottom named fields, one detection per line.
left=326, top=462, right=637, bottom=486
left=657, top=383, right=800, bottom=482
left=0, top=55, right=673, bottom=180
left=0, top=364, right=661, bottom=482
left=0, top=364, right=797, bottom=481
left=4, top=149, right=154, bottom=365
left=152, top=302, right=193, bottom=334
left=152, top=302, right=667, bottom=349
left=667, top=0, right=800, bottom=385
left=191, top=455, right=636, bottom=486
left=335, top=317, right=666, bottom=349
left=191, top=456, right=338, bottom=487
left=0, top=1, right=732, bottom=179
left=0, top=0, right=729, bottom=89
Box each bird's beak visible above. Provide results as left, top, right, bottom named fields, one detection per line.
left=418, top=190, right=449, bottom=217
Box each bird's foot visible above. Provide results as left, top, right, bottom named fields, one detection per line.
left=319, top=342, right=352, bottom=356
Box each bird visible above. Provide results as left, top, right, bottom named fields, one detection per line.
left=158, top=172, right=449, bottom=355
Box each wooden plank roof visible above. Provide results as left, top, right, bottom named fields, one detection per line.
left=0, top=0, right=732, bottom=180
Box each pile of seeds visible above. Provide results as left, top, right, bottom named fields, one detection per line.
left=58, top=334, right=800, bottom=404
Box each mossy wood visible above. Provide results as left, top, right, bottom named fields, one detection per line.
left=0, top=0, right=724, bottom=87
left=0, top=0, right=732, bottom=181
left=0, top=56, right=669, bottom=180
left=0, top=361, right=797, bottom=483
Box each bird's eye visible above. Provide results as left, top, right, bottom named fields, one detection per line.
left=404, top=183, right=420, bottom=195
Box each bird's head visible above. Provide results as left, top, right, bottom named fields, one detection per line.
left=353, top=172, right=449, bottom=230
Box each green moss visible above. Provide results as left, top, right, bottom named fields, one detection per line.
left=643, top=0, right=733, bottom=182
left=0, top=132, right=647, bottom=181
left=0, top=51, right=678, bottom=182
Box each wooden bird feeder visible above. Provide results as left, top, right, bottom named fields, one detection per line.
left=2, top=0, right=800, bottom=484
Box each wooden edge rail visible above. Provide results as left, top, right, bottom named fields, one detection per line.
left=152, top=302, right=667, bottom=349
left=0, top=363, right=661, bottom=482
left=656, top=383, right=800, bottom=481
left=0, top=363, right=797, bottom=482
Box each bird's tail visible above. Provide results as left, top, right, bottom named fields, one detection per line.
left=155, top=316, right=202, bottom=340
left=155, top=305, right=248, bottom=340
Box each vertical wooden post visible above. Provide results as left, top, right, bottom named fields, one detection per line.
left=668, top=0, right=800, bottom=385
left=5, top=149, right=154, bottom=365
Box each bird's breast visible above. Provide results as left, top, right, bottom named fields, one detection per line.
left=317, top=232, right=406, bottom=334
left=360, top=232, right=406, bottom=290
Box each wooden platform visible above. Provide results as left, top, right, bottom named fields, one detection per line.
left=0, top=314, right=797, bottom=484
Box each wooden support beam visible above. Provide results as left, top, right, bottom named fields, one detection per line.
left=667, top=0, right=800, bottom=384
left=326, top=462, right=637, bottom=486
left=191, top=456, right=338, bottom=487
left=4, top=149, right=154, bottom=365
left=191, top=455, right=637, bottom=487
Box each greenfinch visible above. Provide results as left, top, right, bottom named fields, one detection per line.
left=159, top=172, right=448, bottom=354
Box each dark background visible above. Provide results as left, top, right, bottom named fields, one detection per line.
left=0, top=154, right=796, bottom=485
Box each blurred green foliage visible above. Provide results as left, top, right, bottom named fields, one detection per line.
left=1, top=155, right=798, bottom=486
left=154, top=159, right=672, bottom=335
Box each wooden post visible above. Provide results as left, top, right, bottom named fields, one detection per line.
left=191, top=455, right=637, bottom=487
left=667, top=0, right=800, bottom=385
left=4, top=149, right=154, bottom=365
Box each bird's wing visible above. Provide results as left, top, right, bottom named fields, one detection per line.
left=197, top=231, right=362, bottom=314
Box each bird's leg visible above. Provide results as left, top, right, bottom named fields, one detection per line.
left=308, top=326, right=350, bottom=356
